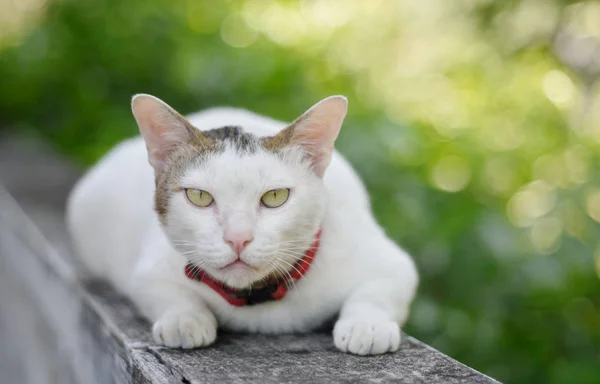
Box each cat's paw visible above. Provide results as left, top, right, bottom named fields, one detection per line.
left=333, top=319, right=401, bottom=355
left=152, top=310, right=217, bottom=349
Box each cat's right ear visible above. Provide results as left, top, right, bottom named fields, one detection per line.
left=131, top=94, right=202, bottom=173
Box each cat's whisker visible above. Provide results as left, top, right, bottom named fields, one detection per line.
left=265, top=260, right=286, bottom=284
left=277, top=249, right=317, bottom=257
left=252, top=271, right=273, bottom=290
left=265, top=262, right=283, bottom=284
left=275, top=251, right=322, bottom=272
left=170, top=240, right=198, bottom=244
left=276, top=242, right=309, bottom=249
left=269, top=258, right=296, bottom=289
left=187, top=260, right=211, bottom=277
left=274, top=256, right=304, bottom=275
left=279, top=248, right=311, bottom=253
left=277, top=243, right=315, bottom=248
left=272, top=256, right=304, bottom=289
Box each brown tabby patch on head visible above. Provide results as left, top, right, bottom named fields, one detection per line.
left=261, top=113, right=305, bottom=153
left=204, top=126, right=258, bottom=153
left=154, top=125, right=260, bottom=225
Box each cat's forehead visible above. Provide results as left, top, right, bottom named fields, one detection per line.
left=178, top=126, right=306, bottom=189
left=181, top=147, right=298, bottom=187
left=202, top=126, right=258, bottom=153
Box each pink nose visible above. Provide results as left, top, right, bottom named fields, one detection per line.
left=224, top=232, right=254, bottom=255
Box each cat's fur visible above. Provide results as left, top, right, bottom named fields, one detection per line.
left=67, top=95, right=418, bottom=355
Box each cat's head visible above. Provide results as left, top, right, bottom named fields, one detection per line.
left=131, top=95, right=347, bottom=289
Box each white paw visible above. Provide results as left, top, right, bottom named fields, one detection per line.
left=333, top=319, right=401, bottom=355
left=152, top=310, right=217, bottom=349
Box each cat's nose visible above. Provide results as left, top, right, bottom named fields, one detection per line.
left=224, top=232, right=254, bottom=255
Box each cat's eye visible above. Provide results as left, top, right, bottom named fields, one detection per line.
left=260, top=188, right=290, bottom=208
left=185, top=188, right=214, bottom=207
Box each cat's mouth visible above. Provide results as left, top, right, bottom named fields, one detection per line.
left=218, top=259, right=256, bottom=271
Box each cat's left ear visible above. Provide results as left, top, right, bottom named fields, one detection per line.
left=266, top=95, right=348, bottom=177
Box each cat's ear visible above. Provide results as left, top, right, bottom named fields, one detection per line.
left=266, top=96, right=348, bottom=177
left=131, top=94, right=206, bottom=173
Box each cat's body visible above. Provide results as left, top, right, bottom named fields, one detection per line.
left=67, top=96, right=418, bottom=355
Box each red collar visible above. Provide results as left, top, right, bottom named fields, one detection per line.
left=184, top=230, right=321, bottom=307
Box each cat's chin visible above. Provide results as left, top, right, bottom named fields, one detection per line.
left=208, top=265, right=271, bottom=290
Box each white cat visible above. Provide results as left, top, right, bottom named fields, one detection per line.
left=67, top=94, right=418, bottom=355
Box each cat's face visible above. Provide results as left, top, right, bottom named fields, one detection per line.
left=132, top=95, right=347, bottom=288
left=164, top=140, right=325, bottom=288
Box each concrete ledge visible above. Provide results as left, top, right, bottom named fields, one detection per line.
left=0, top=137, right=500, bottom=383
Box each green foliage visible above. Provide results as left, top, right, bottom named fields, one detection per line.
left=2, top=1, right=600, bottom=383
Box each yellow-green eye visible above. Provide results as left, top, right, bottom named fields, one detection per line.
left=261, top=188, right=290, bottom=208
left=185, top=189, right=214, bottom=207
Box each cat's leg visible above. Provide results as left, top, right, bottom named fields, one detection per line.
left=129, top=272, right=217, bottom=349
left=333, top=277, right=416, bottom=355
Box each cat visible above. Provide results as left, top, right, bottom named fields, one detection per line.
left=66, top=94, right=418, bottom=355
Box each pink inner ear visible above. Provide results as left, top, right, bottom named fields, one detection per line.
left=146, top=146, right=168, bottom=171
left=132, top=94, right=191, bottom=172
left=291, top=96, right=347, bottom=176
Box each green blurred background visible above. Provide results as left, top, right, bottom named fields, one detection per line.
left=1, top=0, right=600, bottom=382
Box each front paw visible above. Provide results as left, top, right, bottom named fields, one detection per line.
left=152, top=310, right=217, bottom=349
left=333, top=319, right=401, bottom=355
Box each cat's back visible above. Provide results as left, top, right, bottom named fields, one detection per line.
left=67, top=136, right=157, bottom=282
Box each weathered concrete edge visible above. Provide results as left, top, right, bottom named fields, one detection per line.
left=0, top=184, right=189, bottom=384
